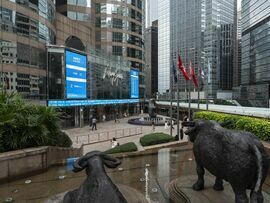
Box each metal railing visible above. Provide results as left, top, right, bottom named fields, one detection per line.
left=74, top=126, right=143, bottom=146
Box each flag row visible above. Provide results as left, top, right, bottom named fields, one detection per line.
left=172, top=54, right=210, bottom=91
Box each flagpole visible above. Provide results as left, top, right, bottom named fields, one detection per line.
left=188, top=79, right=191, bottom=120
left=206, top=59, right=210, bottom=110
left=177, top=78, right=180, bottom=139
left=170, top=74, right=173, bottom=137
left=197, top=68, right=200, bottom=109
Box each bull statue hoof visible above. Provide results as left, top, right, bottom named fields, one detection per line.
left=213, top=182, right=224, bottom=191
left=182, top=119, right=269, bottom=203
left=63, top=151, right=127, bottom=203
left=192, top=181, right=204, bottom=191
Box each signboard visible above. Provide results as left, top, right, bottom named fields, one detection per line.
left=66, top=50, right=87, bottom=99
left=48, top=99, right=139, bottom=107
left=130, top=69, right=139, bottom=98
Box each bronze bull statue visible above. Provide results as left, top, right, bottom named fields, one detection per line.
left=63, top=151, right=127, bottom=203
left=182, top=120, right=269, bottom=203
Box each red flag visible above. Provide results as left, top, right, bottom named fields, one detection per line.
left=178, top=54, right=190, bottom=80
left=189, top=61, right=198, bottom=89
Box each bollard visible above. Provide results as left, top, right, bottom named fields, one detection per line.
left=107, top=132, right=109, bottom=140
left=88, top=134, right=90, bottom=144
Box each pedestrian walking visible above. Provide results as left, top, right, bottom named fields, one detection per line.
left=102, top=114, right=106, bottom=122
left=171, top=119, right=175, bottom=130
left=165, top=120, right=168, bottom=129
left=151, top=120, right=155, bottom=132
left=115, top=113, right=120, bottom=123
left=92, top=117, right=97, bottom=130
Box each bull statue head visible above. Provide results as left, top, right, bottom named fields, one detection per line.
left=73, top=151, right=121, bottom=175
left=182, top=120, right=204, bottom=142
left=182, top=120, right=232, bottom=142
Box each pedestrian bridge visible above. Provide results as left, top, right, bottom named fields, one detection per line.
left=156, top=101, right=270, bottom=119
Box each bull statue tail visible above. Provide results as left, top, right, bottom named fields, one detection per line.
left=252, top=145, right=263, bottom=193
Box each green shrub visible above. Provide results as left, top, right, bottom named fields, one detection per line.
left=140, top=133, right=174, bottom=146
left=0, top=89, right=72, bottom=152
left=50, top=131, right=72, bottom=148
left=104, top=142, right=138, bottom=154
left=194, top=111, right=270, bottom=141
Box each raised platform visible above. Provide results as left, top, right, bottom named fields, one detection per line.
left=166, top=175, right=270, bottom=203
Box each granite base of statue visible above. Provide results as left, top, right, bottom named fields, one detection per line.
left=180, top=120, right=270, bottom=203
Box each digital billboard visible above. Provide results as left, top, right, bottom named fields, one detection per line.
left=66, top=50, right=87, bottom=99
left=130, top=69, right=139, bottom=98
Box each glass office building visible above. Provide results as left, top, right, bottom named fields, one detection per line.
left=158, top=0, right=236, bottom=98
left=94, top=0, right=145, bottom=98
left=233, top=0, right=270, bottom=107
left=170, top=0, right=205, bottom=93
left=0, top=0, right=140, bottom=127
left=56, top=0, right=145, bottom=98
left=157, top=0, right=170, bottom=94
left=47, top=46, right=138, bottom=127
left=0, top=0, right=56, bottom=100
left=204, top=0, right=236, bottom=98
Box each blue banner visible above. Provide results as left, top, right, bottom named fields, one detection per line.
left=66, top=50, right=87, bottom=99
left=130, top=69, right=139, bottom=98
left=48, top=99, right=139, bottom=107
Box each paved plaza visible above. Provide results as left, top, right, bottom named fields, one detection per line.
left=64, top=114, right=188, bottom=154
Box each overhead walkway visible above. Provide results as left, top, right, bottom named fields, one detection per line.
left=156, top=101, right=270, bottom=119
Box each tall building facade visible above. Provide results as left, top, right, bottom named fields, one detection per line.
left=233, top=0, right=270, bottom=107
left=145, top=0, right=157, bottom=28
left=0, top=0, right=56, bottom=99
left=204, top=0, right=236, bottom=98
left=158, top=0, right=236, bottom=97
left=94, top=0, right=145, bottom=98
left=55, top=0, right=145, bottom=98
left=157, top=0, right=170, bottom=94
left=0, top=0, right=141, bottom=128
left=233, top=10, right=242, bottom=88
left=145, top=20, right=158, bottom=99
left=170, top=0, right=205, bottom=93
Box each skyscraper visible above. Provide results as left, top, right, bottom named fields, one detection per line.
left=56, top=0, right=145, bottom=98
left=145, top=20, right=158, bottom=99
left=158, top=0, right=236, bottom=98
left=0, top=0, right=56, bottom=98
left=158, top=0, right=170, bottom=94
left=234, top=0, right=270, bottom=107
left=204, top=0, right=236, bottom=98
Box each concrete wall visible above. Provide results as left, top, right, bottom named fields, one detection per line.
left=0, top=146, right=82, bottom=183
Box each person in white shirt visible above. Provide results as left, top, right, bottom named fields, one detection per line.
left=111, top=137, right=118, bottom=148
left=165, top=120, right=168, bottom=129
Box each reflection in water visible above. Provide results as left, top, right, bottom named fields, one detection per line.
left=144, top=168, right=150, bottom=202
left=158, top=148, right=170, bottom=182
left=0, top=146, right=269, bottom=203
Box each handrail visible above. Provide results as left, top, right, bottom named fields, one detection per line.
left=73, top=126, right=143, bottom=146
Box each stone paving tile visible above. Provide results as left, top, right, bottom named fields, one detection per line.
left=64, top=114, right=187, bottom=154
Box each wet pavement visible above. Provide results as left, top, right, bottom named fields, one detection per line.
left=0, top=145, right=270, bottom=203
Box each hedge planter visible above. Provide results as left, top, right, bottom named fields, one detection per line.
left=140, top=133, right=174, bottom=147
left=104, top=142, right=138, bottom=154
left=194, top=111, right=270, bottom=141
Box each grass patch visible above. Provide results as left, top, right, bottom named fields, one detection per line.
left=104, top=142, right=138, bottom=154
left=140, top=133, right=175, bottom=147
left=194, top=111, right=270, bottom=141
